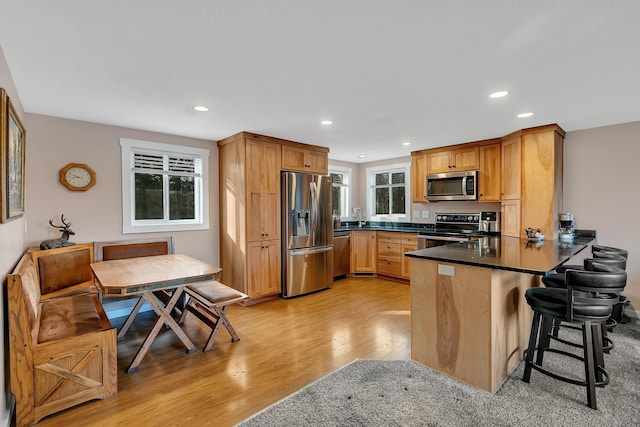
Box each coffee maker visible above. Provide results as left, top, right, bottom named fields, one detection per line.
left=479, top=211, right=500, bottom=234
left=559, top=212, right=575, bottom=241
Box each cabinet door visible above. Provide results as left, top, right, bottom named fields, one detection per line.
left=452, top=147, right=479, bottom=171
left=401, top=233, right=418, bottom=279
left=282, top=146, right=328, bottom=173
left=306, top=150, right=328, bottom=174
left=501, top=136, right=521, bottom=200
left=247, top=240, right=281, bottom=297
left=478, top=143, right=501, bottom=202
left=350, top=231, right=377, bottom=273
left=426, top=151, right=452, bottom=174
left=411, top=154, right=428, bottom=203
left=246, top=140, right=281, bottom=242
left=501, top=199, right=521, bottom=238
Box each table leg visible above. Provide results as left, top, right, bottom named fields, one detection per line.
left=126, top=288, right=197, bottom=373
left=117, top=296, right=145, bottom=341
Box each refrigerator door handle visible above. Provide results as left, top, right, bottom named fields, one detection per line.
left=310, top=181, right=318, bottom=245
left=287, top=245, right=333, bottom=256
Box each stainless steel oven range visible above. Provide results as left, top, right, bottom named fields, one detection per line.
left=418, top=213, right=481, bottom=249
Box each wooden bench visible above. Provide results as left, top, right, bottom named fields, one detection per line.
left=8, top=253, right=117, bottom=426
left=179, top=281, right=249, bottom=352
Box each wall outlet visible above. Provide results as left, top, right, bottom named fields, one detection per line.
left=422, top=210, right=430, bottom=218
left=413, top=211, right=420, bottom=218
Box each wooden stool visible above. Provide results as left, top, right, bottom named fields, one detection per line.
left=180, top=281, right=249, bottom=352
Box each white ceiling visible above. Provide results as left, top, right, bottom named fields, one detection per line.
left=1, top=1, right=639, bottom=163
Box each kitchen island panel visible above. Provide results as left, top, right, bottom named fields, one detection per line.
left=411, top=258, right=540, bottom=393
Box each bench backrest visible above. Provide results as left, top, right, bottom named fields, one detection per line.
left=29, top=243, right=95, bottom=296
left=9, top=255, right=41, bottom=337
left=94, top=237, right=174, bottom=261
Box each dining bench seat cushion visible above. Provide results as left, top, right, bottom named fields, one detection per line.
left=102, top=241, right=170, bottom=260
left=38, top=294, right=106, bottom=343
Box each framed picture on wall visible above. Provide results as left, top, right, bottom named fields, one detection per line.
left=1, top=87, right=26, bottom=223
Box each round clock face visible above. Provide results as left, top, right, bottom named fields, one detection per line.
left=60, top=163, right=96, bottom=191
left=65, top=167, right=92, bottom=187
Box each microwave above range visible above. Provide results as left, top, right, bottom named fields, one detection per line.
left=426, top=170, right=477, bottom=202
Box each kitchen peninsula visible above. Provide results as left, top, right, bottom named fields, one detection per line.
left=406, top=236, right=591, bottom=393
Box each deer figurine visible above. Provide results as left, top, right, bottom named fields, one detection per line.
left=39, top=215, right=77, bottom=249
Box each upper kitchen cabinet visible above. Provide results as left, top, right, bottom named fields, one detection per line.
left=410, top=153, right=428, bottom=203
left=427, top=146, right=479, bottom=174
left=500, top=124, right=565, bottom=239
left=478, top=141, right=502, bottom=202
left=282, top=145, right=329, bottom=174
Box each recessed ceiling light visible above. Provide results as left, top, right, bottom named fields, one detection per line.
left=193, top=106, right=210, bottom=112
left=517, top=112, right=533, bottom=118
left=489, top=91, right=509, bottom=98
left=401, top=141, right=412, bottom=146
left=358, top=154, right=367, bottom=158
left=321, top=120, right=333, bottom=125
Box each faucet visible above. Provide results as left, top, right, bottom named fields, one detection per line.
left=353, top=207, right=366, bottom=228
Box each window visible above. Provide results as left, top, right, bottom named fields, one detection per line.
left=366, top=163, right=410, bottom=222
left=329, top=166, right=351, bottom=220
left=120, top=138, right=209, bottom=233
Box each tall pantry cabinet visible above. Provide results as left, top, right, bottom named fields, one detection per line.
left=218, top=133, right=282, bottom=304
left=218, top=132, right=330, bottom=304
left=500, top=124, right=565, bottom=240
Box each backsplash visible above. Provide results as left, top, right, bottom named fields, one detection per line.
left=410, top=201, right=501, bottom=224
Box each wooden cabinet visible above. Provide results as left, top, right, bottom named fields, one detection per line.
left=350, top=231, right=377, bottom=274
left=219, top=132, right=330, bottom=303
left=377, top=232, right=402, bottom=277
left=401, top=233, right=418, bottom=279
left=246, top=139, right=280, bottom=242
left=218, top=133, right=282, bottom=303
left=427, top=146, right=479, bottom=174
left=411, top=154, right=428, bottom=203
left=478, top=143, right=501, bottom=202
left=282, top=145, right=328, bottom=174
left=501, top=135, right=522, bottom=201
left=247, top=240, right=281, bottom=297
left=376, top=231, right=417, bottom=280
left=500, top=125, right=564, bottom=239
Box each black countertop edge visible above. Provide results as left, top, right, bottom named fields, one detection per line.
left=403, top=252, right=563, bottom=276
left=335, top=221, right=434, bottom=233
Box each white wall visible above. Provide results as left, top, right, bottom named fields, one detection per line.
left=0, top=44, right=26, bottom=427
left=564, top=121, right=640, bottom=312
left=24, top=114, right=219, bottom=263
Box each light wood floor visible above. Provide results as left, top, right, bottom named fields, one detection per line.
left=36, top=277, right=410, bottom=427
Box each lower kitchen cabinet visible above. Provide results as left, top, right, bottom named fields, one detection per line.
left=377, top=232, right=402, bottom=277
left=377, top=231, right=418, bottom=281
left=401, top=234, right=418, bottom=279
left=247, top=240, right=281, bottom=298
left=350, top=231, right=377, bottom=274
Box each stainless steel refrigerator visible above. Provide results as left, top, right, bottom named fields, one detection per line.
left=281, top=171, right=334, bottom=298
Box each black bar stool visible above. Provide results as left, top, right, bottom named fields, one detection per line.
left=554, top=245, right=628, bottom=274
left=522, top=264, right=627, bottom=409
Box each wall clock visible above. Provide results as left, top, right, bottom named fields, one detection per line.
left=59, top=163, right=96, bottom=191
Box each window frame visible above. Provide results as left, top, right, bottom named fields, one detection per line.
left=120, top=138, right=209, bottom=234
left=366, top=162, right=411, bottom=222
left=329, top=165, right=352, bottom=221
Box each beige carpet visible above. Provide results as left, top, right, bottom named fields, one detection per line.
left=237, top=319, right=640, bottom=426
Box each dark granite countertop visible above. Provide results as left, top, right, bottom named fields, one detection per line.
left=405, top=235, right=593, bottom=275
left=334, top=221, right=434, bottom=233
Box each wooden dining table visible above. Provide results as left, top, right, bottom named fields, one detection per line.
left=91, top=254, right=222, bottom=373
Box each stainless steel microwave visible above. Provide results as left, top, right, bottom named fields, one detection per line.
left=426, top=170, right=477, bottom=201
